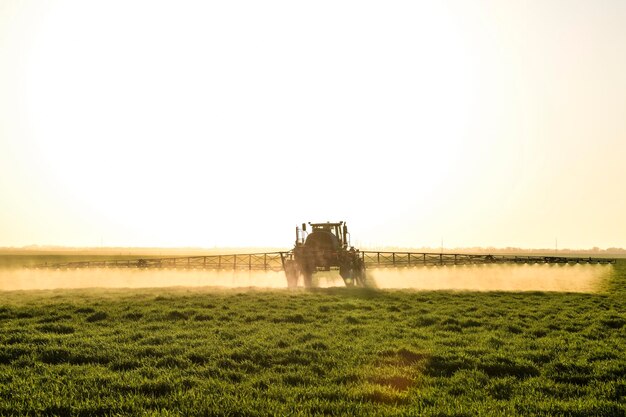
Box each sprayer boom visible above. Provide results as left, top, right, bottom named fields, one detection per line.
left=32, top=222, right=617, bottom=288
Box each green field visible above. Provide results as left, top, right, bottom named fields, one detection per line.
left=0, top=261, right=625, bottom=416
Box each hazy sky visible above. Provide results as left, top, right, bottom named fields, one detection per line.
left=1, top=0, right=625, bottom=249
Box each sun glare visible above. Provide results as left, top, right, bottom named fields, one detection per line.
left=12, top=0, right=478, bottom=247
left=1, top=0, right=624, bottom=248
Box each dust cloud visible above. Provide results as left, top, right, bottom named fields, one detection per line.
left=0, top=268, right=288, bottom=291
left=367, top=264, right=612, bottom=292
left=0, top=264, right=613, bottom=292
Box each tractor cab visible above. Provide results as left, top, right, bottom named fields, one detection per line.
left=295, top=221, right=349, bottom=250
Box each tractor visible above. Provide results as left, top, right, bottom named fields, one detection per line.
left=284, top=221, right=366, bottom=288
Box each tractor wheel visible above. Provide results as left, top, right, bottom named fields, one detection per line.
left=303, top=271, right=313, bottom=288
left=354, top=261, right=366, bottom=287
left=284, top=260, right=299, bottom=288
left=340, top=262, right=358, bottom=287
left=339, top=264, right=350, bottom=281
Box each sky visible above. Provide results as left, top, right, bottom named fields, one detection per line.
left=1, top=0, right=625, bottom=250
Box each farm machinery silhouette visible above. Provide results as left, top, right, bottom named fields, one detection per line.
left=286, top=221, right=365, bottom=288
left=36, top=221, right=616, bottom=288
